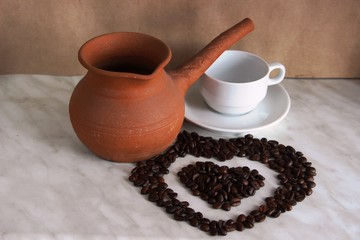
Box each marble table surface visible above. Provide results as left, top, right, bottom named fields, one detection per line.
left=0, top=74, right=359, bottom=240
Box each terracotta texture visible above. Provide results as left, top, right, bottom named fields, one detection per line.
left=69, top=18, right=254, bottom=163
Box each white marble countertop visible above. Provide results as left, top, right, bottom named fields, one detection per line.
left=0, top=74, right=359, bottom=239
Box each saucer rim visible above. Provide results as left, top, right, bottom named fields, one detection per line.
left=184, top=84, right=291, bottom=133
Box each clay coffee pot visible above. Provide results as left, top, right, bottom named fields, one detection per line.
left=69, top=18, right=254, bottom=163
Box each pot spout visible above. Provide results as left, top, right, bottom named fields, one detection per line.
left=169, top=18, right=254, bottom=96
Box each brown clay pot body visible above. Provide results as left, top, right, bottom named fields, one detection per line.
left=69, top=18, right=254, bottom=162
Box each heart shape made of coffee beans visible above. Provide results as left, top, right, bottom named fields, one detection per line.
left=129, top=131, right=316, bottom=236
left=177, top=162, right=265, bottom=211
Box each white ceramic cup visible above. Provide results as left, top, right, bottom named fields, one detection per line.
left=200, top=50, right=286, bottom=115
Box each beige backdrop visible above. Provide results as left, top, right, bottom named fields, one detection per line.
left=0, top=0, right=359, bottom=78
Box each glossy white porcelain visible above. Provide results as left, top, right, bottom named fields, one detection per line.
left=200, top=50, right=286, bottom=115
left=185, top=82, right=291, bottom=133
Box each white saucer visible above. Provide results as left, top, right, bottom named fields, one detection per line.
left=185, top=83, right=291, bottom=133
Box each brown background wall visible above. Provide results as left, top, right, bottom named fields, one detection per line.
left=0, top=0, right=359, bottom=78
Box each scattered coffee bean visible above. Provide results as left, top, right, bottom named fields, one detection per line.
left=128, top=131, right=316, bottom=236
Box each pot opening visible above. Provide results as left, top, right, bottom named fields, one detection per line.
left=79, top=32, right=171, bottom=77
left=96, top=56, right=156, bottom=75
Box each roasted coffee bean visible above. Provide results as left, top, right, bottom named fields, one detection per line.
left=307, top=181, right=316, bottom=188
left=305, top=188, right=313, bottom=196
left=257, top=179, right=265, bottom=187
left=207, top=197, right=216, bottom=204
left=168, top=192, right=178, bottom=199
left=306, top=167, right=317, bottom=176
left=156, top=197, right=165, bottom=206
left=236, top=214, right=246, bottom=223
left=160, top=167, right=169, bottom=174
left=226, top=219, right=235, bottom=226
left=200, top=223, right=210, bottom=232
left=216, top=193, right=224, bottom=203
left=224, top=223, right=236, bottom=232
left=249, top=154, right=260, bottom=161
left=250, top=180, right=261, bottom=190
left=274, top=193, right=285, bottom=201
left=236, top=222, right=244, bottom=231
left=241, top=178, right=249, bottom=186
left=260, top=156, right=270, bottom=163
left=212, top=183, right=223, bottom=192
left=201, top=218, right=210, bottom=225
left=179, top=175, right=189, bottom=184
left=140, top=186, right=149, bottom=195
left=247, top=186, right=256, bottom=196
left=148, top=193, right=159, bottom=202
left=209, top=227, right=218, bottom=236
left=305, top=176, right=315, bottom=182
left=237, top=151, right=246, bottom=157
left=295, top=193, right=306, bottom=202
left=269, top=209, right=281, bottom=218
left=158, top=182, right=168, bottom=189
left=243, top=220, right=254, bottom=229
left=246, top=215, right=255, bottom=224
left=134, top=178, right=146, bottom=187
left=221, top=201, right=232, bottom=211
left=210, top=220, right=218, bottom=230
left=259, top=204, right=268, bottom=213
left=277, top=203, right=287, bottom=213
left=255, top=213, right=266, bottom=222
left=128, top=173, right=138, bottom=182
left=266, top=207, right=276, bottom=216
left=171, top=199, right=180, bottom=206
left=285, top=191, right=295, bottom=201
left=284, top=203, right=293, bottom=211
left=192, top=189, right=200, bottom=196
left=212, top=202, right=222, bottom=209
left=129, top=131, right=316, bottom=236
left=219, top=166, right=229, bottom=174
left=200, top=193, right=209, bottom=201
left=231, top=197, right=241, bottom=206
left=165, top=205, right=180, bottom=214
left=184, top=208, right=195, bottom=218
left=180, top=201, right=190, bottom=207
left=174, top=213, right=185, bottom=221
left=218, top=226, right=228, bottom=236
left=250, top=210, right=261, bottom=217
left=190, top=217, right=200, bottom=227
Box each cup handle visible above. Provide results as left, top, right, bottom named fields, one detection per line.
left=268, top=62, right=286, bottom=85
